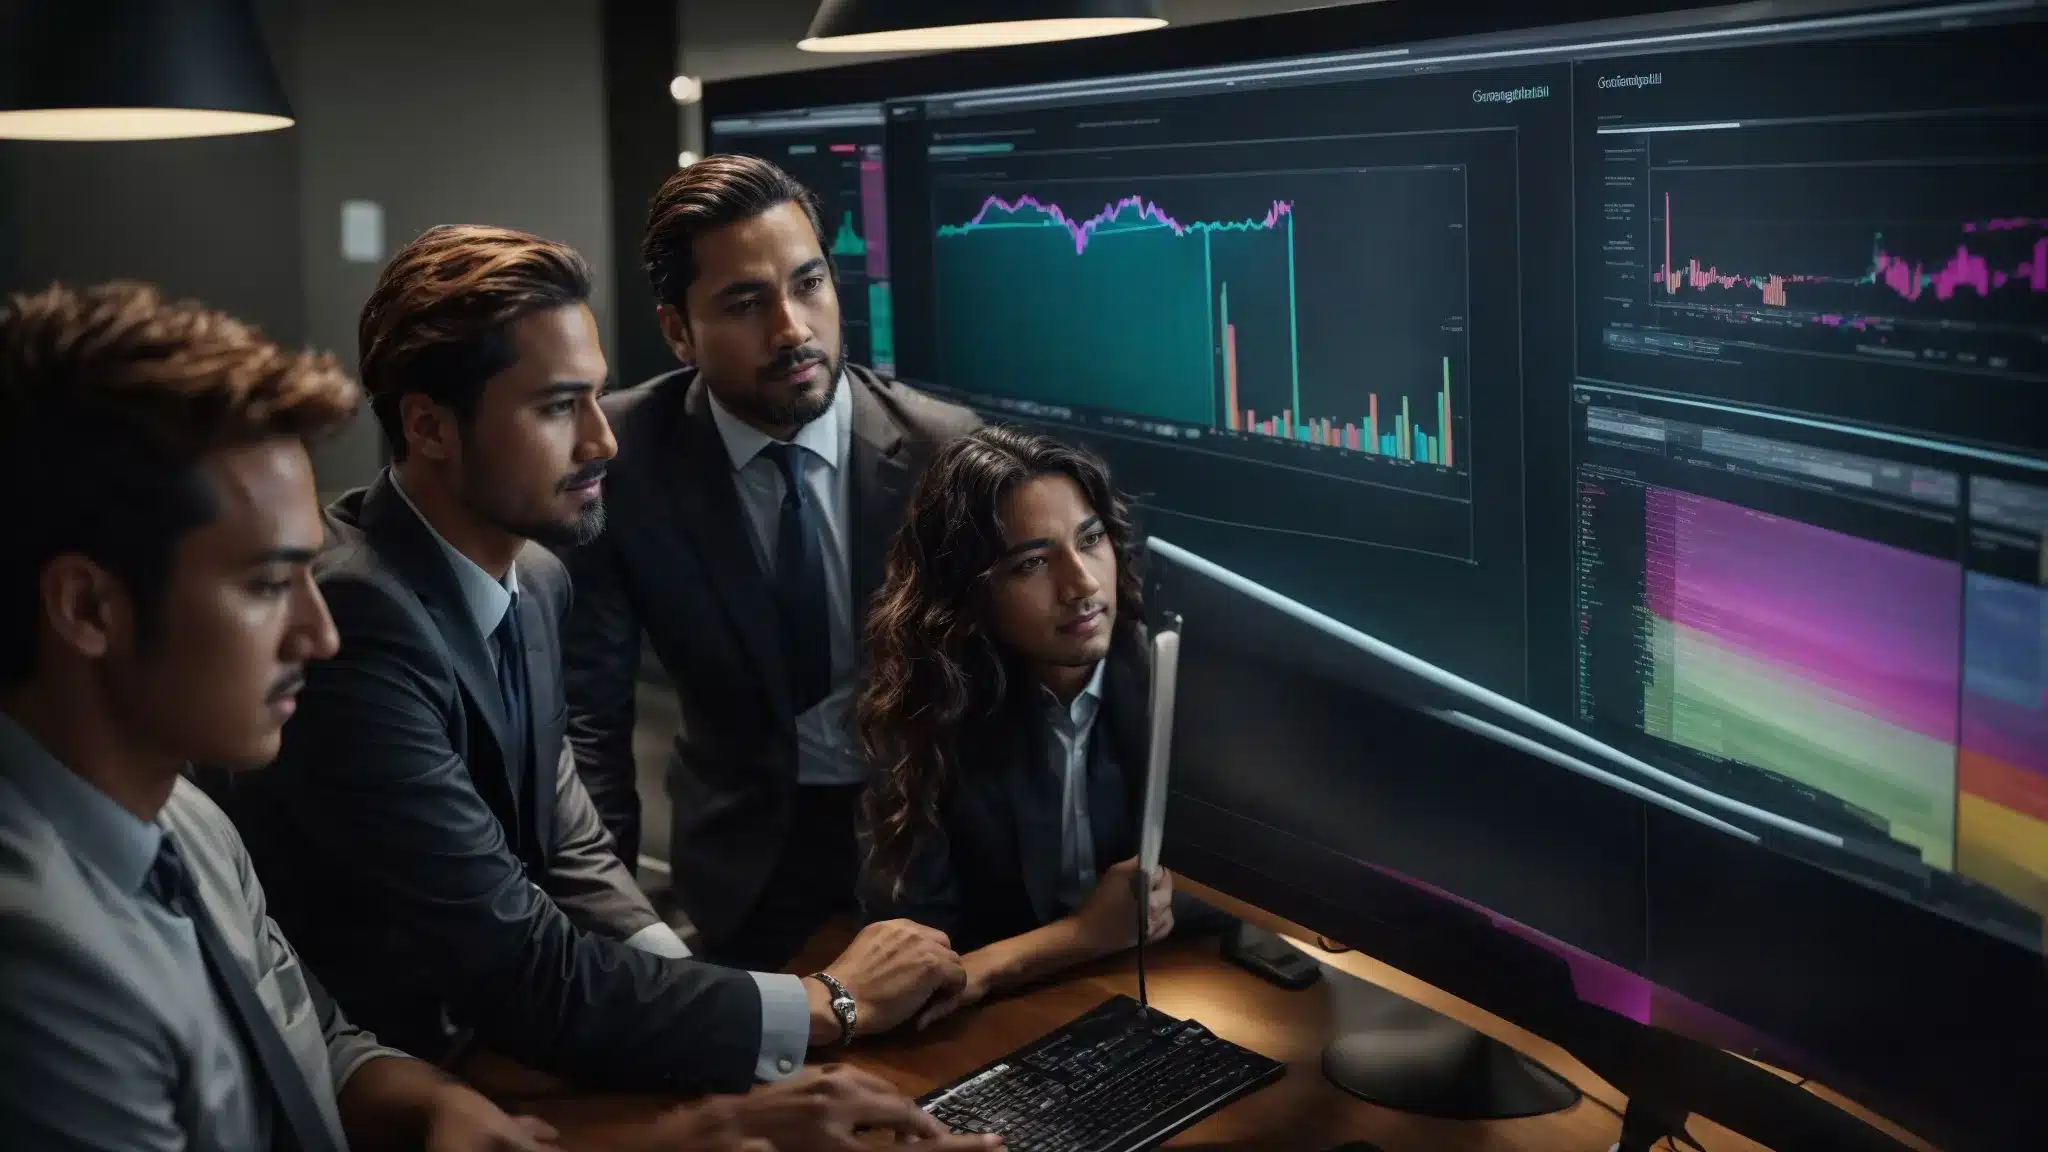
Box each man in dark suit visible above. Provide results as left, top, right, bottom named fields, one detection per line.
left=558, top=155, right=981, bottom=970
left=222, top=225, right=969, bottom=1097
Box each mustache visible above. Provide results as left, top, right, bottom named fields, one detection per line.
left=266, top=670, right=306, bottom=704
left=559, top=461, right=608, bottom=491
left=760, top=345, right=828, bottom=380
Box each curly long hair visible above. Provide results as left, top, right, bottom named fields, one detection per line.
left=857, top=425, right=1145, bottom=895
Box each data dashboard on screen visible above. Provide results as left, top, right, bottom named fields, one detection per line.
left=710, top=0, right=2045, bottom=953
left=708, top=103, right=897, bottom=374
left=881, top=23, right=1579, bottom=700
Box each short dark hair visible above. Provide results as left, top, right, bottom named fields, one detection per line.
left=358, top=224, right=593, bottom=461
left=642, top=153, right=828, bottom=312
left=0, top=281, right=360, bottom=684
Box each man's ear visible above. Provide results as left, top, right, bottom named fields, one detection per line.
left=656, top=303, right=695, bottom=365
left=399, top=393, right=460, bottom=463
left=40, top=553, right=130, bottom=662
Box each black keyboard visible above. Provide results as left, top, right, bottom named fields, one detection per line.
left=919, top=995, right=1285, bottom=1151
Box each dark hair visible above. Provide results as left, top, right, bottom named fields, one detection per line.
left=642, top=153, right=828, bottom=313
left=857, top=425, right=1145, bottom=893
left=358, top=224, right=592, bottom=462
left=0, top=281, right=360, bottom=684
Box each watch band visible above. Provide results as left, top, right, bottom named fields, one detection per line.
left=809, top=970, right=858, bottom=1046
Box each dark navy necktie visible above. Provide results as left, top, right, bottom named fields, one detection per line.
left=145, top=835, right=341, bottom=1152
left=493, top=591, right=531, bottom=808
left=760, top=442, right=833, bottom=713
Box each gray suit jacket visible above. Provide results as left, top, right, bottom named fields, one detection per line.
left=216, top=472, right=765, bottom=1093
left=557, top=366, right=983, bottom=946
left=0, top=747, right=404, bottom=1151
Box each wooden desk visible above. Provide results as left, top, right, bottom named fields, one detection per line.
left=465, top=881, right=1936, bottom=1152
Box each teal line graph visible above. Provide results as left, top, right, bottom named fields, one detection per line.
left=934, top=192, right=1300, bottom=429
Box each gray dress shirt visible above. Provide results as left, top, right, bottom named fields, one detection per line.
left=707, top=374, right=867, bottom=787
left=1041, top=661, right=1110, bottom=913
left=389, top=474, right=812, bottom=1081
left=0, top=714, right=405, bottom=1151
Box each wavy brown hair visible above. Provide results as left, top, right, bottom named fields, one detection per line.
left=857, top=425, right=1145, bottom=894
left=358, top=223, right=592, bottom=461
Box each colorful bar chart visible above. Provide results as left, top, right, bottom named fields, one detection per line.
left=1224, top=299, right=1456, bottom=469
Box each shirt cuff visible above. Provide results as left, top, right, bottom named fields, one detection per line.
left=623, top=921, right=692, bottom=959
left=750, top=972, right=812, bottom=1082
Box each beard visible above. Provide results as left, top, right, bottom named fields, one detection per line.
left=463, top=456, right=609, bottom=549
left=722, top=343, right=844, bottom=430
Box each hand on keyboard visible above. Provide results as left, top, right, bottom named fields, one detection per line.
left=718, top=1064, right=1004, bottom=1151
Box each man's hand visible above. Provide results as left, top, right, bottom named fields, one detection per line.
left=421, top=1083, right=562, bottom=1152
left=1073, top=858, right=1174, bottom=955
left=725, top=1065, right=1002, bottom=1151
left=809, top=919, right=965, bottom=1040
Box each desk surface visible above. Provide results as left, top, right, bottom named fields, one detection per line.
left=466, top=921, right=1836, bottom=1152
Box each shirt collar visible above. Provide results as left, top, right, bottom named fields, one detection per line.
left=389, top=469, right=518, bottom=641
left=1038, top=659, right=1108, bottom=727
left=706, top=369, right=851, bottom=474
left=0, top=711, right=163, bottom=896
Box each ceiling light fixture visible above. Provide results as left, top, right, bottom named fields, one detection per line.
left=798, top=0, right=1165, bottom=54
left=0, top=0, right=293, bottom=141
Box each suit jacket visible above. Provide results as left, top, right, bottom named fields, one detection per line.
left=858, top=625, right=1152, bottom=955
left=558, top=365, right=981, bottom=944
left=218, top=471, right=764, bottom=1093
left=0, top=745, right=403, bottom=1151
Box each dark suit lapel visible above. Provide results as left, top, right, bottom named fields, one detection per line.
left=848, top=371, right=912, bottom=623
left=355, top=474, right=520, bottom=789
left=514, top=570, right=556, bottom=859
left=663, top=381, right=795, bottom=721
left=999, top=711, right=1066, bottom=924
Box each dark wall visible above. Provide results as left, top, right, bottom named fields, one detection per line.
left=0, top=0, right=305, bottom=347
left=604, top=0, right=683, bottom=390
left=294, top=0, right=616, bottom=492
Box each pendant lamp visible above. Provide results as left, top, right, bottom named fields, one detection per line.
left=0, top=0, right=293, bottom=141
left=799, top=0, right=1166, bottom=53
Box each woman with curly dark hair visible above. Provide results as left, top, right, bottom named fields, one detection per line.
left=855, top=425, right=1181, bottom=1028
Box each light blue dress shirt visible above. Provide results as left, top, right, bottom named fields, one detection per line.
left=706, top=373, right=867, bottom=787
left=0, top=714, right=407, bottom=1149
left=388, top=473, right=812, bottom=1081
left=1039, top=660, right=1108, bottom=913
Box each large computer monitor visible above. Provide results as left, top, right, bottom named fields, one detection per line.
left=704, top=1, right=2047, bottom=1147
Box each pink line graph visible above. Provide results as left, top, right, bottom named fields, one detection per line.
left=1655, top=192, right=2047, bottom=306
left=948, top=193, right=1294, bottom=256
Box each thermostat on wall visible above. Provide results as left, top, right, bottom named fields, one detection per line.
left=340, top=201, right=385, bottom=264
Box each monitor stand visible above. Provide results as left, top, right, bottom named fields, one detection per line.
left=1319, top=962, right=1580, bottom=1119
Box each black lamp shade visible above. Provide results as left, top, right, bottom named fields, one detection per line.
left=801, top=0, right=1166, bottom=53
left=0, top=0, right=293, bottom=140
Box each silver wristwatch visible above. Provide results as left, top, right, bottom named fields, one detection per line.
left=809, top=970, right=858, bottom=1046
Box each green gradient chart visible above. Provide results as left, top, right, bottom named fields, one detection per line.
left=934, top=193, right=1295, bottom=429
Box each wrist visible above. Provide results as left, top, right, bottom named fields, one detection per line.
left=804, top=976, right=840, bottom=1047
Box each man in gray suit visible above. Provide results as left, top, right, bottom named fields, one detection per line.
left=0, top=281, right=557, bottom=1151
